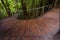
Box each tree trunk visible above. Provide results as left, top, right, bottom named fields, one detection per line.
left=38, top=0, right=42, bottom=16
left=21, top=0, right=28, bottom=19
left=30, top=0, right=36, bottom=18
left=1, top=0, right=11, bottom=16
left=6, top=0, right=12, bottom=16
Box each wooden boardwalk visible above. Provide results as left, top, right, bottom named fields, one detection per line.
left=0, top=8, right=60, bottom=40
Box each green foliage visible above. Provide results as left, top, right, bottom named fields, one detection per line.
left=0, top=0, right=7, bottom=19
left=9, top=0, right=16, bottom=13
left=42, top=0, right=48, bottom=5
left=0, top=0, right=54, bottom=19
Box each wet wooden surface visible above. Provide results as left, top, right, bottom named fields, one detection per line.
left=0, top=8, right=60, bottom=40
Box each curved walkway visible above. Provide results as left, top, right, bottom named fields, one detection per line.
left=0, top=8, right=60, bottom=40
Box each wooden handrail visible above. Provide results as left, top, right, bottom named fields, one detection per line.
left=16, top=4, right=53, bottom=12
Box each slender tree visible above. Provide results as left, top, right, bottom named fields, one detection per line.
left=21, top=0, right=28, bottom=19
left=1, top=0, right=11, bottom=16
left=6, top=0, right=12, bottom=16
left=30, top=0, right=36, bottom=18
left=38, top=0, right=43, bottom=16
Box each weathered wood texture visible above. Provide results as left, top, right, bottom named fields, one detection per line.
left=0, top=8, right=60, bottom=40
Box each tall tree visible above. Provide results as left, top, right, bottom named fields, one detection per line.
left=21, top=0, right=28, bottom=19
left=37, top=0, right=43, bottom=16
left=5, top=0, right=12, bottom=16
left=30, top=0, right=36, bottom=18
left=1, top=0, right=11, bottom=16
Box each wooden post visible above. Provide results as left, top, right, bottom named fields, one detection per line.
left=54, top=0, right=58, bottom=7
left=42, top=6, right=44, bottom=14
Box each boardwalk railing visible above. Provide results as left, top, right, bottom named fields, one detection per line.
left=15, top=3, right=54, bottom=19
